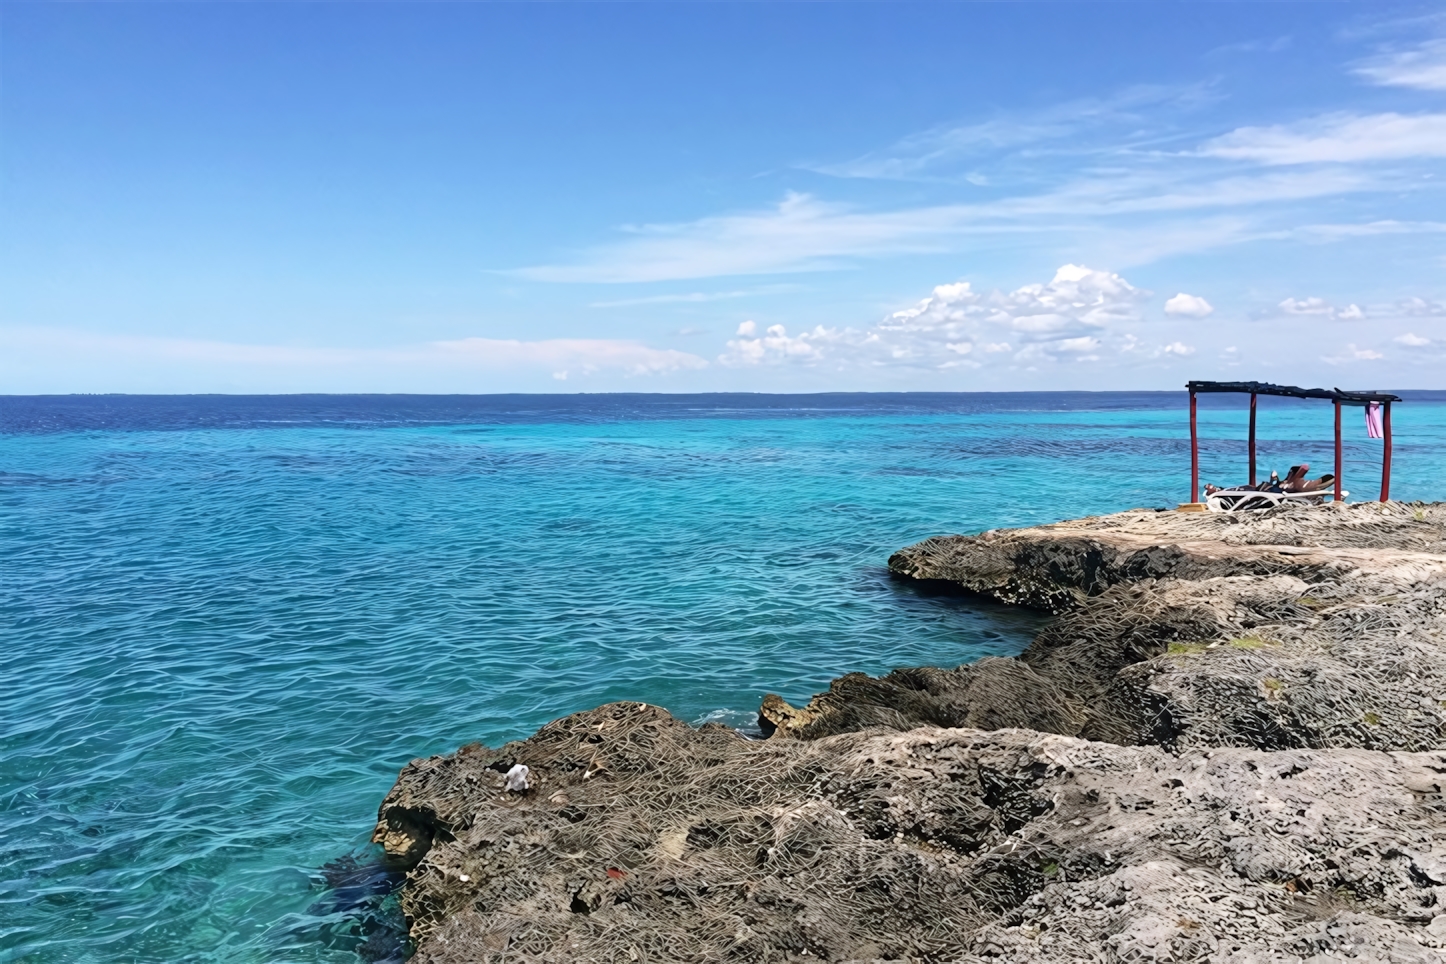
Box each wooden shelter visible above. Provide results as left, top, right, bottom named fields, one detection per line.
left=1187, top=380, right=1402, bottom=505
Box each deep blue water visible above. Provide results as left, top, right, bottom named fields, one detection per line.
left=4, top=391, right=1445, bottom=963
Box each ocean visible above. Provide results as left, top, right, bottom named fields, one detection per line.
left=4, top=391, right=1445, bottom=963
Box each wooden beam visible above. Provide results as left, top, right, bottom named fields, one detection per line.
left=1248, top=392, right=1257, bottom=486
left=1381, top=402, right=1393, bottom=502
left=1190, top=391, right=1199, bottom=503
left=1334, top=400, right=1343, bottom=502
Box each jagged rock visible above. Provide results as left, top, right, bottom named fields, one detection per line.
left=374, top=708, right=1446, bottom=962
left=766, top=502, right=1446, bottom=752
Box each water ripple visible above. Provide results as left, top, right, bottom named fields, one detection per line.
left=3, top=393, right=1445, bottom=963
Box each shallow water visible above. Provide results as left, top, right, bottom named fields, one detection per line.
left=3, top=391, right=1445, bottom=963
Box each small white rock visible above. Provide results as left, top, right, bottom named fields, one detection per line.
left=505, top=763, right=530, bottom=792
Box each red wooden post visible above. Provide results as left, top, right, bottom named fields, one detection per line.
left=1248, top=392, right=1257, bottom=486
left=1333, top=400, right=1343, bottom=502
left=1189, top=390, right=1199, bottom=503
left=1381, top=401, right=1393, bottom=502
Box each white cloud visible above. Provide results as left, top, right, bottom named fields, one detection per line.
left=1055, top=336, right=1102, bottom=353
left=1278, top=296, right=1335, bottom=316
left=1164, top=293, right=1214, bottom=317
left=1198, top=112, right=1446, bottom=165
left=1284, top=220, right=1446, bottom=242
left=721, top=321, right=836, bottom=366
left=515, top=193, right=973, bottom=284
left=1396, top=332, right=1432, bottom=346
left=1276, top=297, right=1364, bottom=321
left=1353, top=38, right=1446, bottom=91
left=1323, top=343, right=1386, bottom=364
left=808, top=84, right=1211, bottom=182
left=588, top=285, right=799, bottom=308
left=433, top=337, right=708, bottom=377
left=514, top=162, right=1391, bottom=284
left=1160, top=341, right=1196, bottom=356
left=511, top=71, right=1445, bottom=288
left=1399, top=296, right=1446, bottom=316
left=719, top=264, right=1151, bottom=369
left=1209, top=35, right=1292, bottom=58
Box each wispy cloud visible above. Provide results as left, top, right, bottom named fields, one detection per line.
left=587, top=285, right=799, bottom=308
left=513, top=57, right=1446, bottom=289
left=514, top=164, right=1388, bottom=284
left=1198, top=112, right=1446, bottom=165
left=1353, top=38, right=1446, bottom=90
left=1282, top=220, right=1446, bottom=242
left=0, top=327, right=709, bottom=382
left=1208, top=35, right=1292, bottom=58
left=1322, top=343, right=1385, bottom=364
left=806, top=84, right=1214, bottom=182
left=513, top=193, right=986, bottom=283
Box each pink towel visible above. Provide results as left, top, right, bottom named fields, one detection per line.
left=1365, top=402, right=1384, bottom=439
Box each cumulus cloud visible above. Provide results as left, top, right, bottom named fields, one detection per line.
left=1160, top=341, right=1197, bottom=356
left=1354, top=39, right=1446, bottom=91
left=722, top=320, right=836, bottom=365
left=1164, top=293, right=1214, bottom=317
left=1276, top=297, right=1365, bottom=320
left=719, top=264, right=1159, bottom=369
left=1198, top=112, right=1446, bottom=165
left=1396, top=332, right=1432, bottom=346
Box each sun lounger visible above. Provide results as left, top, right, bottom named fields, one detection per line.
left=1205, top=488, right=1347, bottom=512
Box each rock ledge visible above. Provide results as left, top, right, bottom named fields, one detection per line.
left=374, top=503, right=1446, bottom=963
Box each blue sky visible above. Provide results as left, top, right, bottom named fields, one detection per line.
left=3, top=1, right=1445, bottom=393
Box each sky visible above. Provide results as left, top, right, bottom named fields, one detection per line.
left=2, top=0, right=1445, bottom=394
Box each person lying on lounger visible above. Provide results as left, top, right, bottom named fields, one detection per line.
left=1204, top=464, right=1334, bottom=498
left=1279, top=463, right=1335, bottom=494
left=1203, top=471, right=1280, bottom=497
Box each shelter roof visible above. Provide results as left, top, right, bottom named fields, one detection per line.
left=1187, top=380, right=1402, bottom=405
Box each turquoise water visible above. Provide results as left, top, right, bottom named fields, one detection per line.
left=3, top=391, right=1445, bottom=963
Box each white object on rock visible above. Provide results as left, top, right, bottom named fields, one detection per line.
left=504, top=763, right=530, bottom=793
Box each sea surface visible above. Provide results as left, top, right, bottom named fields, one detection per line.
left=4, top=390, right=1446, bottom=963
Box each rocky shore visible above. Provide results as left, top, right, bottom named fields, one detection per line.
left=372, top=502, right=1446, bottom=962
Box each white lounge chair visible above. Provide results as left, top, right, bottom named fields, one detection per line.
left=1205, top=488, right=1347, bottom=512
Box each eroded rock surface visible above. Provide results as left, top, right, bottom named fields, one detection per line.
left=765, top=502, right=1446, bottom=752
left=375, top=705, right=1446, bottom=962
